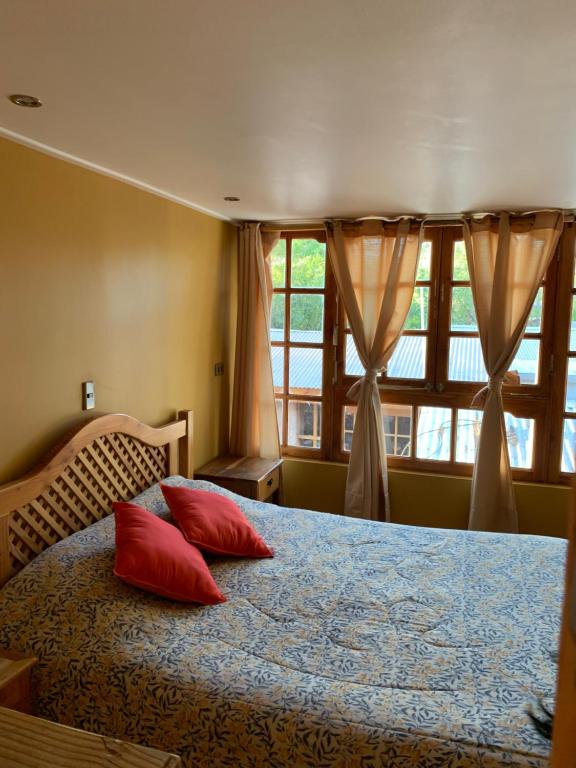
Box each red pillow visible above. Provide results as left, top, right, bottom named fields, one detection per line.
left=113, top=502, right=226, bottom=604
left=160, top=485, right=274, bottom=558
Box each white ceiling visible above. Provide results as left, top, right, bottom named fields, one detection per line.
left=2, top=0, right=576, bottom=222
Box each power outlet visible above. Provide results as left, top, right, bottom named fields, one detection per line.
left=214, top=362, right=224, bottom=376
left=82, top=381, right=95, bottom=410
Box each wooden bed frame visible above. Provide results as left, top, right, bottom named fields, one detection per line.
left=0, top=410, right=194, bottom=587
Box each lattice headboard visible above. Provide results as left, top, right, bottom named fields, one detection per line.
left=0, top=410, right=193, bottom=586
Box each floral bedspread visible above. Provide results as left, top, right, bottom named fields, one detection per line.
left=0, top=477, right=565, bottom=767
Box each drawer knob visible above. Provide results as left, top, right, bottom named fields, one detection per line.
left=266, top=477, right=273, bottom=487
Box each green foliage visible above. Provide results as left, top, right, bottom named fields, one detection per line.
left=451, top=287, right=477, bottom=328
left=291, top=239, right=325, bottom=288
left=290, top=295, right=323, bottom=334
left=272, top=238, right=543, bottom=337
left=271, top=295, right=284, bottom=332
left=271, top=240, right=286, bottom=288
left=452, top=241, right=469, bottom=280
left=271, top=239, right=326, bottom=332
left=404, top=287, right=429, bottom=330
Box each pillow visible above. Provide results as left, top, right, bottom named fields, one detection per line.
left=113, top=502, right=226, bottom=604
left=160, top=484, right=274, bottom=558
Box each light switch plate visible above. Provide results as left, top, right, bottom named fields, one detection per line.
left=82, top=381, right=95, bottom=410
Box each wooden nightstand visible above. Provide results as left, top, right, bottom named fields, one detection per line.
left=195, top=456, right=283, bottom=503
left=0, top=707, right=181, bottom=767
left=0, top=652, right=37, bottom=714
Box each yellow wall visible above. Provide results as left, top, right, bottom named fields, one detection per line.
left=283, top=458, right=571, bottom=538
left=0, top=137, right=235, bottom=484
left=1, top=136, right=568, bottom=539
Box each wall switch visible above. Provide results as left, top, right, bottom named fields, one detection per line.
left=82, top=381, right=95, bottom=410
left=214, top=362, right=224, bottom=376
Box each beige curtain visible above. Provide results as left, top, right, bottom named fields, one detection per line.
left=326, top=219, right=421, bottom=521
left=463, top=211, right=563, bottom=532
left=230, top=223, right=280, bottom=459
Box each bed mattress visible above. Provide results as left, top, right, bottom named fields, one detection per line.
left=0, top=477, right=565, bottom=767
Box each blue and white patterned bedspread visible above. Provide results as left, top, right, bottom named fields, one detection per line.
left=0, top=477, right=566, bottom=767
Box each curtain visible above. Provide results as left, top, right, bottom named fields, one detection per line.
left=325, top=219, right=421, bottom=521
left=463, top=211, right=563, bottom=532
left=230, top=223, right=280, bottom=459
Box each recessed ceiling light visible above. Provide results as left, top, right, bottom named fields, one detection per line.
left=224, top=196, right=240, bottom=202
left=8, top=94, right=43, bottom=108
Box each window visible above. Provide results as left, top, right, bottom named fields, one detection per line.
left=343, top=404, right=412, bottom=456
left=270, top=223, right=572, bottom=483
left=271, top=234, right=328, bottom=456
left=345, top=241, right=434, bottom=381
left=550, top=223, right=576, bottom=480
left=442, top=233, right=544, bottom=388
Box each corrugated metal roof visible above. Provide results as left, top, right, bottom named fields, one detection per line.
left=271, top=325, right=576, bottom=470
left=271, top=329, right=323, bottom=390
left=272, top=328, right=543, bottom=390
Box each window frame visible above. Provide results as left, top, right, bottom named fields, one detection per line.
left=271, top=230, right=335, bottom=459
left=271, top=223, right=570, bottom=485
left=548, top=222, right=575, bottom=482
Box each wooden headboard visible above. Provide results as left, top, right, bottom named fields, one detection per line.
left=0, top=410, right=193, bottom=587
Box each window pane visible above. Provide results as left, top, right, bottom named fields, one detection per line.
left=455, top=409, right=534, bottom=468
left=404, top=287, right=429, bottom=331
left=571, top=296, right=576, bottom=351
left=270, top=294, right=285, bottom=341
left=416, top=407, right=452, bottom=461
left=451, top=286, right=478, bottom=331
left=383, top=403, right=412, bottom=457
left=562, top=419, right=576, bottom=472
left=448, top=337, right=487, bottom=382
left=271, top=346, right=284, bottom=391
left=275, top=399, right=283, bottom=441
left=455, top=409, right=483, bottom=464
left=342, top=405, right=355, bottom=452
left=508, top=339, right=539, bottom=385
left=342, top=404, right=412, bottom=457
left=290, top=294, right=324, bottom=342
left=345, top=333, right=363, bottom=376
left=566, top=358, right=576, bottom=413
left=291, top=239, right=326, bottom=288
left=505, top=412, right=534, bottom=469
left=452, top=240, right=469, bottom=281
left=271, top=239, right=286, bottom=288
left=416, top=241, right=432, bottom=281
left=449, top=337, right=538, bottom=385
left=289, top=347, right=322, bottom=395
left=388, top=336, right=427, bottom=379
left=288, top=400, right=321, bottom=448
left=525, top=287, right=543, bottom=333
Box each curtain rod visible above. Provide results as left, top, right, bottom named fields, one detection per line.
left=254, top=209, right=574, bottom=232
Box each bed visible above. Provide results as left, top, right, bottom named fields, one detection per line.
left=0, top=411, right=566, bottom=767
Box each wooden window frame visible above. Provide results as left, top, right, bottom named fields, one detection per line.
left=271, top=224, right=572, bottom=485
left=272, top=231, right=335, bottom=459
left=549, top=223, right=576, bottom=483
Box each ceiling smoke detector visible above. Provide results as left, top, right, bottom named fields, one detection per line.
left=9, top=94, right=43, bottom=108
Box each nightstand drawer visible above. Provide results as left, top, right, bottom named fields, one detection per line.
left=0, top=654, right=36, bottom=715
left=257, top=466, right=280, bottom=501
left=0, top=675, right=31, bottom=713
left=196, top=456, right=283, bottom=504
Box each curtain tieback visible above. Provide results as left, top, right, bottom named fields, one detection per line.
left=347, top=369, right=380, bottom=403
left=471, top=376, right=505, bottom=408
